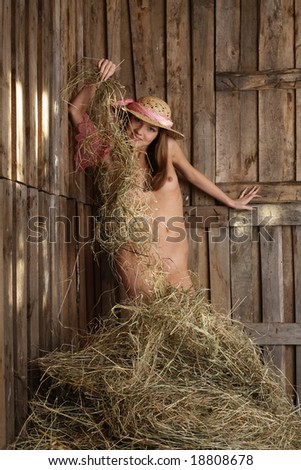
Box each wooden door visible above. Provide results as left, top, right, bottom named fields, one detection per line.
left=189, top=0, right=301, bottom=401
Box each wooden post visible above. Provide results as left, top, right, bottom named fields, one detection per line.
left=14, top=183, right=28, bottom=432
left=26, top=0, right=38, bottom=189
left=191, top=0, right=215, bottom=206
left=0, top=0, right=12, bottom=180
left=0, top=180, right=14, bottom=448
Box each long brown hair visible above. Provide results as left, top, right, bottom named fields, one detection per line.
left=147, top=131, right=168, bottom=190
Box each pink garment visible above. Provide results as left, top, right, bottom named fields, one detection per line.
left=74, top=113, right=109, bottom=171
left=115, top=99, right=173, bottom=128
left=127, top=101, right=173, bottom=128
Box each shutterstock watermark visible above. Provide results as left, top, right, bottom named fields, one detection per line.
left=27, top=207, right=274, bottom=244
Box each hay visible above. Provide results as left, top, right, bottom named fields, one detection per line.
left=14, top=288, right=301, bottom=449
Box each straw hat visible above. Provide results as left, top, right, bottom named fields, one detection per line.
left=115, top=96, right=184, bottom=139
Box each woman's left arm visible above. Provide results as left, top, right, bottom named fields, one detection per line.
left=170, top=139, right=261, bottom=210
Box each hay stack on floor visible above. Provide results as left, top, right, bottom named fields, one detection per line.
left=15, top=288, right=301, bottom=450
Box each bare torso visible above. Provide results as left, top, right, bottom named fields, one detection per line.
left=115, top=153, right=192, bottom=299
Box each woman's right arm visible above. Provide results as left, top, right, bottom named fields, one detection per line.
left=68, top=84, right=97, bottom=128
left=68, top=59, right=117, bottom=128
left=68, top=59, right=117, bottom=171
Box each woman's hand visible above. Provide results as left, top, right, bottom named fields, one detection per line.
left=97, top=59, right=117, bottom=81
left=231, top=186, right=261, bottom=211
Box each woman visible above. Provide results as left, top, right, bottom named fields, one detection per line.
left=69, top=59, right=260, bottom=299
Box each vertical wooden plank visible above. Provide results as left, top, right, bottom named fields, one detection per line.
left=129, top=0, right=165, bottom=97
left=14, top=0, right=26, bottom=184
left=49, top=195, right=61, bottom=350
left=260, top=227, right=284, bottom=318
left=188, top=228, right=210, bottom=296
left=120, top=0, right=135, bottom=96
left=209, top=0, right=240, bottom=318
left=240, top=0, right=258, bottom=72
left=27, top=188, right=40, bottom=392
left=216, top=0, right=258, bottom=183
left=216, top=91, right=241, bottom=182
left=83, top=0, right=106, bottom=59
left=258, top=88, right=295, bottom=182
left=76, top=0, right=84, bottom=59
left=49, top=0, right=61, bottom=195
left=58, top=197, right=70, bottom=345
left=296, top=0, right=301, bottom=181
left=77, top=202, right=92, bottom=331
left=191, top=0, right=215, bottom=205
left=13, top=183, right=28, bottom=432
left=166, top=0, right=191, bottom=206
left=26, top=0, right=38, bottom=188
left=209, top=226, right=231, bottom=313
left=260, top=226, right=287, bottom=385
left=238, top=0, right=258, bottom=183
left=59, top=0, right=70, bottom=197
left=59, top=198, right=79, bottom=346
left=68, top=0, right=80, bottom=201
left=38, top=191, right=51, bottom=353
left=215, top=0, right=240, bottom=184
left=0, top=0, right=12, bottom=179
left=259, top=0, right=295, bottom=70
left=107, top=0, right=122, bottom=70
left=294, top=226, right=301, bottom=403
left=215, top=0, right=240, bottom=73
left=0, top=180, right=14, bottom=448
left=73, top=0, right=89, bottom=204
left=38, top=0, right=50, bottom=191
left=230, top=224, right=261, bottom=323
left=77, top=202, right=87, bottom=331
left=282, top=226, right=295, bottom=397
left=67, top=198, right=79, bottom=345
left=84, top=204, right=97, bottom=324
left=259, top=0, right=295, bottom=182
left=57, top=196, right=78, bottom=347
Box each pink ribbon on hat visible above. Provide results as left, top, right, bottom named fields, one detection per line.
left=114, top=99, right=173, bottom=128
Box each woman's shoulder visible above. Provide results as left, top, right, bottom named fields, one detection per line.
left=166, top=136, right=186, bottom=162
left=166, top=135, right=179, bottom=153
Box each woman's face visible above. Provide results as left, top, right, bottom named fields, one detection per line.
left=127, top=116, right=159, bottom=150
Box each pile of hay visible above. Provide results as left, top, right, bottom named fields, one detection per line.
left=14, top=288, right=301, bottom=449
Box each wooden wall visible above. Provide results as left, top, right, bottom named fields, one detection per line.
left=1, top=0, right=301, bottom=448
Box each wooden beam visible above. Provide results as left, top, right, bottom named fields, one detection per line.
left=245, top=323, right=301, bottom=345
left=229, top=203, right=301, bottom=227
left=184, top=202, right=301, bottom=228
left=217, top=182, right=301, bottom=204
left=216, top=68, right=301, bottom=91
